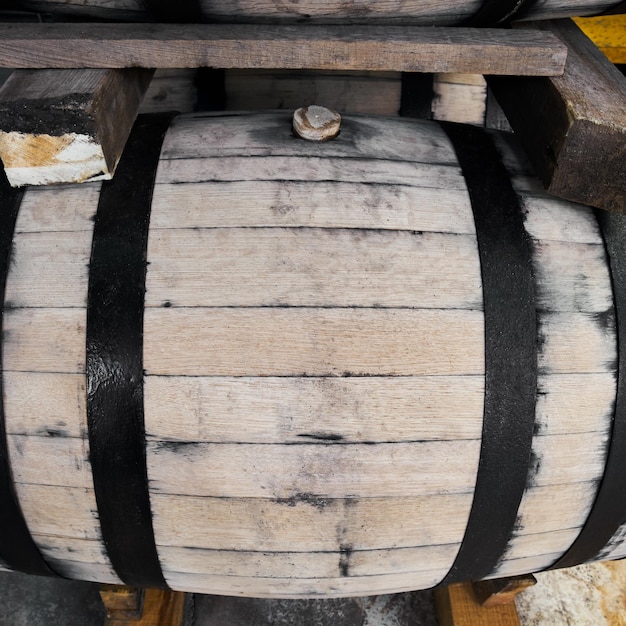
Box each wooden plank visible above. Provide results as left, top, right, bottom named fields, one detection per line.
left=574, top=15, right=626, bottom=64
left=473, top=575, right=537, bottom=607
left=0, top=68, right=153, bottom=186
left=145, top=228, right=482, bottom=309
left=0, top=24, right=568, bottom=76
left=13, top=0, right=623, bottom=25
left=488, top=19, right=626, bottom=213
left=146, top=440, right=482, bottom=498
left=434, top=582, right=522, bottom=626
left=143, top=308, right=485, bottom=377
left=105, top=589, right=185, bottom=626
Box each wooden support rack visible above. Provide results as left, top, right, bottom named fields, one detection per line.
left=0, top=23, right=568, bottom=75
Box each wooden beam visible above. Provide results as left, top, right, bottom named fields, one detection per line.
left=0, top=23, right=567, bottom=76
left=101, top=587, right=186, bottom=626
left=0, top=68, right=153, bottom=186
left=434, top=582, right=522, bottom=626
left=488, top=19, right=626, bottom=213
left=472, top=575, right=537, bottom=607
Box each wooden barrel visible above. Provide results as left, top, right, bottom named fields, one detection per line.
left=0, top=111, right=625, bottom=598
left=11, top=0, right=626, bottom=25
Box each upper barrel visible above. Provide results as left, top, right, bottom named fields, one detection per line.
left=0, top=112, right=625, bottom=597
left=10, top=0, right=626, bottom=25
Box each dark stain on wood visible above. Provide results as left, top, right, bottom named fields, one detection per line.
left=0, top=94, right=96, bottom=135
left=297, top=433, right=345, bottom=442
left=274, top=492, right=330, bottom=511
left=36, top=427, right=70, bottom=438
left=339, top=543, right=353, bottom=577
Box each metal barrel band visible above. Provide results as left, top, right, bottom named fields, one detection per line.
left=87, top=113, right=174, bottom=589
left=438, top=123, right=537, bottom=585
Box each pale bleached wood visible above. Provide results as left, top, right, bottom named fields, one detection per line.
left=145, top=228, right=482, bottom=309
left=224, top=70, right=402, bottom=116
left=537, top=311, right=616, bottom=374
left=6, top=231, right=92, bottom=308
left=45, top=560, right=120, bottom=585
left=486, top=554, right=562, bottom=580
left=143, top=308, right=485, bottom=377
left=144, top=375, right=484, bottom=443
left=16, top=484, right=104, bottom=540
left=520, top=196, right=602, bottom=244
left=33, top=534, right=112, bottom=566
left=512, top=483, right=601, bottom=537
left=150, top=182, right=474, bottom=234
left=532, top=242, right=611, bottom=313
left=158, top=544, right=459, bottom=579
left=8, top=435, right=95, bottom=490
left=15, top=0, right=620, bottom=25
left=0, top=24, right=568, bottom=76
left=502, top=529, right=582, bottom=562
left=534, top=373, right=616, bottom=437
left=163, top=569, right=443, bottom=598
left=431, top=74, right=487, bottom=126
left=0, top=69, right=152, bottom=187
left=3, top=308, right=85, bottom=373
left=523, top=432, right=608, bottom=488
left=16, top=184, right=101, bottom=233
left=150, top=493, right=476, bottom=552
left=155, top=156, right=466, bottom=189
left=147, top=440, right=481, bottom=498
left=4, top=372, right=86, bottom=438
left=160, top=113, right=457, bottom=164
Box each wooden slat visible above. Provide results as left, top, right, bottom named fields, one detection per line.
left=144, top=375, right=484, bottom=443
left=0, top=69, right=153, bottom=187
left=147, top=440, right=481, bottom=498
left=105, top=588, right=185, bottom=626
left=150, top=493, right=475, bottom=552
left=488, top=19, right=626, bottom=213
left=159, top=113, right=457, bottom=163
left=164, top=569, right=443, bottom=598
left=143, top=308, right=485, bottom=377
left=151, top=181, right=474, bottom=234
left=145, top=228, right=482, bottom=309
left=155, top=156, right=466, bottom=188
left=0, top=24, right=568, bottom=76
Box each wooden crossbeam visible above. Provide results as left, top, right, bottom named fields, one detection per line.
left=0, top=23, right=567, bottom=75
left=488, top=19, right=626, bottom=213
left=0, top=68, right=153, bottom=186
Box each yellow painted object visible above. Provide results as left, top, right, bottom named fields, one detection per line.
left=574, top=15, right=626, bottom=64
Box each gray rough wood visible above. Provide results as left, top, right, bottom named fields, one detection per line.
left=0, top=24, right=568, bottom=76
left=487, top=19, right=626, bottom=213
left=0, top=68, right=153, bottom=186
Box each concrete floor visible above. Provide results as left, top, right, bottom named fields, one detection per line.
left=0, top=571, right=439, bottom=626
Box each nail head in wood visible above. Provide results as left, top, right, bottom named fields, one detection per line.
left=292, top=105, right=341, bottom=141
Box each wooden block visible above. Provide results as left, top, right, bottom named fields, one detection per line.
left=434, top=582, right=522, bottom=626
left=488, top=19, right=626, bottom=213
left=106, top=589, right=185, bottom=626
left=0, top=24, right=567, bottom=76
left=0, top=67, right=153, bottom=186
left=472, top=575, right=537, bottom=607
left=100, top=585, right=145, bottom=620
left=574, top=15, right=626, bottom=64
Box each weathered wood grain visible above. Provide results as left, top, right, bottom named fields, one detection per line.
left=0, top=68, right=153, bottom=186
left=13, top=0, right=622, bottom=24
left=488, top=19, right=626, bottom=212
left=0, top=24, right=568, bottom=76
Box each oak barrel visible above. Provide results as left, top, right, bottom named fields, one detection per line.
left=10, top=0, right=626, bottom=25
left=0, top=111, right=625, bottom=598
